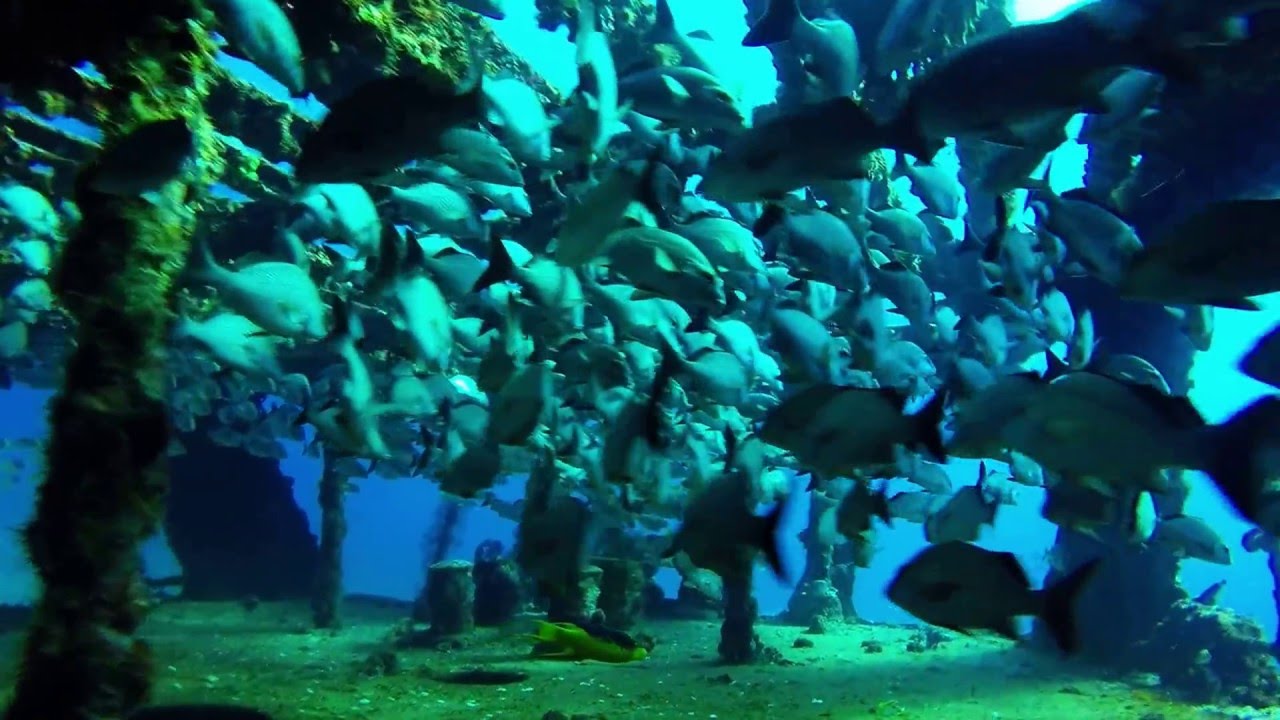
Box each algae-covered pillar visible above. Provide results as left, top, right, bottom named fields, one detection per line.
left=718, top=564, right=762, bottom=664
left=312, top=446, right=348, bottom=629
left=1, top=3, right=214, bottom=718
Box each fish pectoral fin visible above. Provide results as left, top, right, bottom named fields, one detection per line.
left=660, top=75, right=691, bottom=102
left=1206, top=296, right=1261, bottom=311
left=651, top=247, right=678, bottom=272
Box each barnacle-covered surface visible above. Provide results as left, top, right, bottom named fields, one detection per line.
left=1, top=0, right=218, bottom=716
left=286, top=0, right=560, bottom=105
left=3, top=0, right=560, bottom=205
left=2, top=79, right=295, bottom=202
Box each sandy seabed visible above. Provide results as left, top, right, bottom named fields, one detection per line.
left=0, top=598, right=1203, bottom=719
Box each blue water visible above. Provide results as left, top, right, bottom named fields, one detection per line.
left=1, top=0, right=1277, bottom=643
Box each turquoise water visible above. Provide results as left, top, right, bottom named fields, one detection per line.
left=0, top=0, right=1278, bottom=644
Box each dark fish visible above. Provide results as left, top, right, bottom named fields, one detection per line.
left=663, top=472, right=790, bottom=581
left=1118, top=198, right=1280, bottom=309
left=888, top=541, right=1101, bottom=654
left=87, top=118, right=195, bottom=197
left=741, top=0, right=860, bottom=98
left=211, top=0, right=305, bottom=95
left=760, top=384, right=948, bottom=475
left=700, top=97, right=915, bottom=202
left=890, top=7, right=1195, bottom=159
left=294, top=43, right=485, bottom=183
left=743, top=0, right=799, bottom=46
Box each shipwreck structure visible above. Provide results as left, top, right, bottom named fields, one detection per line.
left=0, top=0, right=558, bottom=715
left=2, top=0, right=1280, bottom=710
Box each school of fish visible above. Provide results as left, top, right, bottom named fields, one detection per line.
left=5, top=0, right=1280, bottom=652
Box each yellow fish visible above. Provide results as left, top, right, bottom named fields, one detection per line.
left=526, top=621, right=648, bottom=663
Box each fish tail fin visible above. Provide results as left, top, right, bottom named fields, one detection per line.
left=470, top=232, right=515, bottom=293
left=325, top=296, right=364, bottom=349
left=891, top=149, right=909, bottom=179
left=642, top=339, right=682, bottom=449
left=460, top=32, right=488, bottom=96
left=1018, top=155, right=1054, bottom=195
left=872, top=484, right=893, bottom=526
left=886, top=101, right=943, bottom=165
left=742, top=0, right=799, bottom=47
left=956, top=222, right=987, bottom=254
left=684, top=308, right=710, bottom=333
left=185, top=237, right=222, bottom=284
left=1042, top=348, right=1072, bottom=381
left=752, top=202, right=786, bottom=242
left=650, top=0, right=677, bottom=41
left=365, top=183, right=394, bottom=206
left=913, top=389, right=949, bottom=463
left=372, top=223, right=405, bottom=275
left=1205, top=395, right=1280, bottom=526
left=1038, top=558, right=1101, bottom=655
left=755, top=498, right=789, bottom=582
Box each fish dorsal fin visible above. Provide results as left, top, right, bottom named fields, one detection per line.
left=994, top=550, right=1031, bottom=589
left=1042, top=349, right=1072, bottom=382
left=402, top=227, right=427, bottom=271
left=1120, top=382, right=1206, bottom=429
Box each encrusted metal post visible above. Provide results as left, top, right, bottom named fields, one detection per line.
left=2, top=3, right=215, bottom=717
left=311, top=446, right=347, bottom=629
